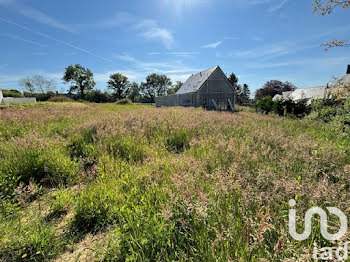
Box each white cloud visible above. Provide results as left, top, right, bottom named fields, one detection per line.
left=252, top=36, right=264, bottom=42
left=36, top=32, right=112, bottom=62
left=166, top=52, right=200, bottom=57
left=86, top=13, right=175, bottom=50
left=18, top=6, right=75, bottom=33
left=0, top=17, right=111, bottom=62
left=148, top=52, right=199, bottom=56
left=148, top=52, right=199, bottom=57
left=163, top=0, right=211, bottom=20
left=0, top=0, right=75, bottom=33
left=201, top=37, right=239, bottom=49
left=201, top=41, right=223, bottom=49
left=268, top=0, right=288, bottom=12
left=247, top=56, right=349, bottom=69
left=114, top=53, right=200, bottom=82
left=101, top=11, right=134, bottom=27
left=136, top=19, right=174, bottom=49
left=231, top=41, right=318, bottom=60
left=0, top=33, right=47, bottom=47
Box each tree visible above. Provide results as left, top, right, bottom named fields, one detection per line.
left=127, top=82, right=141, bottom=102
left=19, top=75, right=56, bottom=94
left=313, top=0, right=350, bottom=50
left=228, top=73, right=251, bottom=105
left=19, top=77, right=35, bottom=94
left=62, top=64, right=95, bottom=98
left=255, top=80, right=296, bottom=101
left=168, top=81, right=183, bottom=95
left=107, top=73, right=130, bottom=100
left=240, top=84, right=251, bottom=105
left=228, top=73, right=239, bottom=89
left=140, top=74, right=172, bottom=103
left=85, top=90, right=113, bottom=103
left=32, top=75, right=56, bottom=93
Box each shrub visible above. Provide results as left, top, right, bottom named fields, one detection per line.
left=85, top=90, right=114, bottom=103
left=116, top=98, right=133, bottom=105
left=309, top=97, right=350, bottom=135
left=308, top=98, right=342, bottom=122
left=1, top=89, right=24, bottom=98
left=273, top=99, right=310, bottom=118
left=255, top=96, right=274, bottom=114
left=48, top=95, right=74, bottom=102
left=24, top=92, right=56, bottom=101
left=256, top=97, right=311, bottom=118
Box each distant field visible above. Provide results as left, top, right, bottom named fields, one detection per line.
left=0, top=102, right=349, bottom=261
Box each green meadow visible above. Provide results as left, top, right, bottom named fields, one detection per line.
left=0, top=102, right=349, bottom=261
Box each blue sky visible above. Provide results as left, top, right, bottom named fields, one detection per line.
left=0, top=0, right=349, bottom=94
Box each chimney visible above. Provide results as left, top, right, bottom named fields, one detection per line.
left=347, top=64, right=350, bottom=75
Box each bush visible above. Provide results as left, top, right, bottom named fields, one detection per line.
left=256, top=97, right=310, bottom=118
left=273, top=99, right=310, bottom=118
left=85, top=90, right=114, bottom=103
left=24, top=92, right=56, bottom=101
left=309, top=97, right=350, bottom=135
left=255, top=96, right=274, bottom=114
left=308, top=98, right=343, bottom=122
left=1, top=89, right=24, bottom=98
left=116, top=98, right=133, bottom=105
left=48, top=95, right=74, bottom=102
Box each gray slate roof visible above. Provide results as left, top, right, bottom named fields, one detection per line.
left=176, top=66, right=218, bottom=95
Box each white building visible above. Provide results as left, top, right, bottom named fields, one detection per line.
left=0, top=90, right=36, bottom=104
left=273, top=65, right=350, bottom=104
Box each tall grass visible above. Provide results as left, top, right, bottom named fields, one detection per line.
left=0, top=102, right=349, bottom=261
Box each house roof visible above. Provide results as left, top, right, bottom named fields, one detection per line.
left=273, top=86, right=330, bottom=102
left=176, top=66, right=219, bottom=95
left=287, top=86, right=327, bottom=101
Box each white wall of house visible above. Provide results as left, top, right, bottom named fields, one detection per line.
left=1, top=97, right=37, bottom=104
left=0, top=90, right=37, bottom=104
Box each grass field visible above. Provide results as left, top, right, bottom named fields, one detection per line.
left=0, top=102, right=349, bottom=261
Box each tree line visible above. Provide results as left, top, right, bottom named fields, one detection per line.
left=19, top=64, right=178, bottom=103
left=17, top=64, right=252, bottom=104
